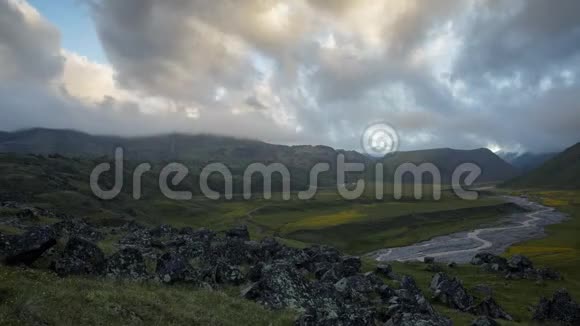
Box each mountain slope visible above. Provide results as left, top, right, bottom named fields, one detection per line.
left=505, top=142, right=580, bottom=189
left=499, top=151, right=558, bottom=173
left=0, top=128, right=367, bottom=166
left=382, top=148, right=518, bottom=183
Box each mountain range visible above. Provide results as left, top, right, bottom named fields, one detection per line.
left=505, top=142, right=580, bottom=189
left=499, top=151, right=558, bottom=173
left=0, top=128, right=522, bottom=185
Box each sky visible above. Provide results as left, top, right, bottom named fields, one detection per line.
left=1, top=0, right=579, bottom=154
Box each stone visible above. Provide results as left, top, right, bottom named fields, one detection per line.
left=471, top=253, right=508, bottom=270
left=378, top=284, right=396, bottom=302
left=532, top=289, right=580, bottom=325
left=53, top=237, right=106, bottom=276
left=242, top=262, right=315, bottom=310
left=469, top=297, right=512, bottom=321
left=319, top=263, right=344, bottom=284
left=53, top=219, right=104, bottom=242
left=430, top=273, right=474, bottom=311
left=425, top=264, right=444, bottom=273
left=424, top=256, right=435, bottom=264
left=303, top=245, right=341, bottom=272
left=3, top=226, right=57, bottom=266
left=149, top=224, right=176, bottom=238
left=507, top=255, right=533, bottom=271
left=376, top=264, right=393, bottom=277
left=534, top=267, right=561, bottom=281
left=334, top=274, right=374, bottom=297
left=155, top=252, right=197, bottom=284
left=341, top=256, right=361, bottom=276
left=214, top=263, right=245, bottom=285
left=225, top=225, right=250, bottom=241
left=105, top=248, right=148, bottom=280
left=401, top=275, right=422, bottom=295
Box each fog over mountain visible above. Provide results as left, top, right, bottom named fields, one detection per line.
left=1, top=0, right=580, bottom=153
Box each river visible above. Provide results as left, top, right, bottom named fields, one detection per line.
left=367, top=196, right=568, bottom=264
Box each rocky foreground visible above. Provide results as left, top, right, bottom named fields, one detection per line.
left=1, top=202, right=579, bottom=325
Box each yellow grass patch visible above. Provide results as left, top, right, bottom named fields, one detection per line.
left=282, top=209, right=365, bottom=232
left=542, top=198, right=569, bottom=207
left=507, top=245, right=577, bottom=259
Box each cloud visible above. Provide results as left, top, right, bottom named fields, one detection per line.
left=0, top=0, right=63, bottom=83
left=454, top=0, right=580, bottom=82
left=0, top=0, right=579, bottom=154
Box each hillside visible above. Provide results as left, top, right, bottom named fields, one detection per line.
left=499, top=151, right=558, bottom=173
left=382, top=148, right=518, bottom=184
left=0, top=128, right=367, bottom=166
left=505, top=142, right=580, bottom=189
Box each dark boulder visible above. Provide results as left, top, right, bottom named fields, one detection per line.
left=424, top=256, right=435, bottom=264
left=204, top=237, right=253, bottom=267
left=376, top=263, right=397, bottom=280
left=225, top=225, right=250, bottom=241
left=149, top=224, right=177, bottom=238
left=341, top=256, right=362, bottom=276
left=53, top=219, right=103, bottom=242
left=179, top=227, right=194, bottom=235
left=473, top=253, right=561, bottom=281
left=156, top=252, right=198, bottom=284
left=3, top=227, right=57, bottom=266
left=471, top=253, right=508, bottom=270
left=319, top=263, right=344, bottom=284
left=334, top=274, right=375, bottom=302
left=532, top=289, right=580, bottom=325
left=469, top=297, right=512, bottom=321
left=241, top=262, right=315, bottom=310
left=212, top=262, right=245, bottom=285
left=257, top=237, right=283, bottom=261
left=430, top=273, right=474, bottom=311
left=303, top=245, right=341, bottom=272
left=105, top=248, right=148, bottom=280
left=401, top=275, right=422, bottom=295
left=247, top=262, right=264, bottom=282
left=390, top=288, right=437, bottom=318
left=507, top=254, right=533, bottom=272
left=173, top=227, right=216, bottom=259
left=425, top=264, right=444, bottom=273
left=378, top=284, right=396, bottom=302
left=53, top=237, right=106, bottom=276
left=534, top=267, right=561, bottom=281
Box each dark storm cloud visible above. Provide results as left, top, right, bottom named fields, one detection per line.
left=90, top=0, right=258, bottom=105
left=455, top=0, right=580, bottom=82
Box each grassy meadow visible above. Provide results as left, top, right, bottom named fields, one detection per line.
left=0, top=267, right=295, bottom=326
left=6, top=154, right=580, bottom=325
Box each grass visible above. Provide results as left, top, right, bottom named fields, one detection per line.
left=369, top=261, right=562, bottom=325
left=0, top=267, right=295, bottom=326
left=356, top=189, right=580, bottom=325
left=284, top=202, right=516, bottom=254
left=505, top=190, right=580, bottom=297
